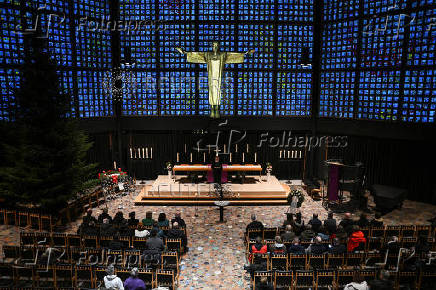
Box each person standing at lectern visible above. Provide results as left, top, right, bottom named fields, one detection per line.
left=212, top=155, right=222, bottom=184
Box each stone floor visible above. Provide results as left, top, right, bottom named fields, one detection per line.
left=1, top=181, right=436, bottom=289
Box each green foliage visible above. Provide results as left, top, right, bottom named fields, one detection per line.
left=0, top=37, right=97, bottom=211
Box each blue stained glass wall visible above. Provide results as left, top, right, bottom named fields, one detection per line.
left=160, top=24, right=195, bottom=69
left=276, top=72, right=312, bottom=116
left=237, top=71, right=273, bottom=116
left=159, top=71, right=196, bottom=115
left=123, top=71, right=158, bottom=115
left=277, top=25, right=313, bottom=70
left=322, top=0, right=436, bottom=123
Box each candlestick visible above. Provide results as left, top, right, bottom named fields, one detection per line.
left=246, top=144, right=249, bottom=152
left=114, top=161, right=116, bottom=169
left=184, top=144, right=187, bottom=153
left=230, top=153, right=232, bottom=163
left=235, top=144, right=238, bottom=153
left=190, top=153, right=192, bottom=163
left=203, top=152, right=206, bottom=163
left=254, top=152, right=257, bottom=163
left=145, top=147, right=148, bottom=159
left=224, top=144, right=226, bottom=153
left=177, top=153, right=179, bottom=163
left=151, top=147, right=153, bottom=159
left=242, top=152, right=245, bottom=163
left=130, top=148, right=132, bottom=159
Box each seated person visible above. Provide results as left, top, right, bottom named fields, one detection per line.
left=83, top=209, right=97, bottom=225
left=249, top=236, right=268, bottom=263
left=288, top=238, right=305, bottom=255
left=335, top=225, right=348, bottom=241
left=157, top=212, right=169, bottom=227
left=123, top=267, right=146, bottom=290
left=98, top=208, right=112, bottom=224
left=328, top=238, right=346, bottom=254
left=269, top=236, right=287, bottom=254
left=112, top=211, right=126, bottom=225
left=100, top=218, right=117, bottom=236
left=281, top=225, right=296, bottom=241
left=300, top=224, right=316, bottom=241
left=293, top=212, right=305, bottom=236
left=356, top=213, right=370, bottom=228
left=108, top=234, right=124, bottom=250
left=324, top=212, right=337, bottom=234
left=370, top=212, right=384, bottom=227
left=104, top=265, right=124, bottom=290
left=415, top=234, right=431, bottom=256
left=339, top=212, right=354, bottom=235
left=306, top=236, right=327, bottom=255
left=347, top=225, right=366, bottom=252
left=308, top=213, right=322, bottom=233
left=282, top=213, right=294, bottom=228
left=344, top=272, right=369, bottom=290
left=141, top=211, right=155, bottom=226
left=145, top=229, right=164, bottom=252
left=317, top=226, right=330, bottom=241
left=171, top=212, right=186, bottom=228
left=118, top=220, right=133, bottom=237
left=152, top=221, right=165, bottom=238
left=128, top=211, right=139, bottom=227
left=167, top=222, right=188, bottom=251
left=246, top=214, right=264, bottom=232
left=81, top=220, right=99, bottom=236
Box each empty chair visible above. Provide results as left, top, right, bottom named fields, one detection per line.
left=385, top=225, right=401, bottom=239
left=132, top=237, right=148, bottom=250
left=400, top=225, right=415, bottom=238
left=308, top=254, right=325, bottom=270
left=326, top=254, right=344, bottom=269
left=20, top=232, right=35, bottom=246
left=274, top=271, right=293, bottom=289
left=397, top=271, right=417, bottom=289
left=289, top=254, right=307, bottom=270
left=345, top=253, right=363, bottom=267
left=35, top=264, right=55, bottom=287
left=416, top=225, right=431, bottom=238
left=54, top=264, right=73, bottom=288
left=336, top=270, right=354, bottom=288
left=166, top=238, right=182, bottom=253
left=156, top=269, right=175, bottom=289
left=253, top=271, right=273, bottom=289
left=270, top=253, right=288, bottom=271
left=162, top=251, right=179, bottom=274
left=294, top=270, right=315, bottom=289
left=316, top=270, right=335, bottom=290
left=2, top=245, right=19, bottom=264
left=0, top=263, right=13, bottom=287
left=124, top=249, right=141, bottom=268
left=138, top=268, right=154, bottom=289
left=52, top=233, right=67, bottom=247
left=263, top=228, right=277, bottom=240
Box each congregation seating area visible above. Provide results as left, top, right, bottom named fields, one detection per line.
left=244, top=217, right=436, bottom=289
left=0, top=209, right=54, bottom=232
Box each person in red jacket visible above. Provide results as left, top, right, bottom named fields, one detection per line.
left=249, top=236, right=267, bottom=262
left=347, top=225, right=366, bottom=252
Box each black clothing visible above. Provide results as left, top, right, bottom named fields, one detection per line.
left=308, top=243, right=326, bottom=255
left=146, top=237, right=164, bottom=252
left=167, top=229, right=187, bottom=248
left=112, top=215, right=125, bottom=225
left=324, top=218, right=337, bottom=234
left=212, top=160, right=222, bottom=184
left=128, top=218, right=139, bottom=227
left=329, top=244, right=347, bottom=254
left=255, top=283, right=274, bottom=290
left=171, top=217, right=186, bottom=228
left=83, top=215, right=97, bottom=225
left=281, top=231, right=296, bottom=241
left=308, top=218, right=322, bottom=232
left=300, top=229, right=316, bottom=241
left=357, top=217, right=370, bottom=228
left=81, top=226, right=99, bottom=236
left=368, top=279, right=394, bottom=290
left=246, top=221, right=264, bottom=232
left=288, top=244, right=305, bottom=255
left=98, top=212, right=112, bottom=224
left=339, top=219, right=354, bottom=234
left=370, top=219, right=384, bottom=227
left=100, top=223, right=117, bottom=236
left=293, top=220, right=305, bottom=236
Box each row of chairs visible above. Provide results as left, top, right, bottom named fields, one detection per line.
left=0, top=210, right=54, bottom=232
left=246, top=225, right=435, bottom=242
left=0, top=263, right=175, bottom=289
left=20, top=231, right=186, bottom=252
left=252, top=269, right=436, bottom=290
left=4, top=244, right=183, bottom=268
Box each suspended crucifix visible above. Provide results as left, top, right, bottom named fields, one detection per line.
left=176, top=42, right=255, bottom=118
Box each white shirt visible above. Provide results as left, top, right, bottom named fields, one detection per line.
left=344, top=281, right=368, bottom=290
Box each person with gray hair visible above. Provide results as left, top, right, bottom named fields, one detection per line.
left=123, top=267, right=146, bottom=290
left=306, top=236, right=327, bottom=255
left=246, top=214, right=264, bottom=232
left=104, top=264, right=124, bottom=289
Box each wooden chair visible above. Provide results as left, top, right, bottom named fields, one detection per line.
left=20, top=232, right=35, bottom=246
left=124, top=249, right=142, bottom=268
left=326, top=254, right=344, bottom=269
left=345, top=253, right=363, bottom=268
left=370, top=226, right=385, bottom=238
left=34, top=232, right=51, bottom=246
left=74, top=265, right=94, bottom=288
left=364, top=253, right=383, bottom=267
left=93, top=266, right=107, bottom=287
left=263, top=227, right=277, bottom=240
left=132, top=237, right=148, bottom=250
left=82, top=235, right=98, bottom=248
left=252, top=253, right=269, bottom=268
left=336, top=270, right=354, bottom=288
left=367, top=237, right=384, bottom=252
left=294, top=270, right=315, bottom=289
left=35, top=264, right=55, bottom=287
left=40, top=215, right=53, bottom=232
left=270, top=253, right=288, bottom=271
left=359, top=269, right=376, bottom=283
left=18, top=211, right=29, bottom=227
left=67, top=234, right=81, bottom=248
left=166, top=238, right=182, bottom=253
left=120, top=236, right=131, bottom=248
left=14, top=264, right=34, bottom=288
left=2, top=245, right=19, bottom=264
left=418, top=271, right=436, bottom=289
left=5, top=209, right=17, bottom=226
left=115, top=268, right=131, bottom=281
left=99, top=236, right=113, bottom=248
left=105, top=250, right=123, bottom=266
left=385, top=225, right=401, bottom=239
left=156, top=269, right=175, bottom=289
left=360, top=227, right=370, bottom=238
left=274, top=270, right=293, bottom=290
left=29, top=213, right=40, bottom=229
left=19, top=246, right=37, bottom=265
left=86, top=248, right=102, bottom=265
left=52, top=233, right=67, bottom=247
left=138, top=268, right=154, bottom=289
left=307, top=254, right=325, bottom=270
left=289, top=254, right=307, bottom=270
left=315, top=269, right=335, bottom=290
left=401, top=237, right=417, bottom=248
left=69, top=247, right=83, bottom=264
left=162, top=251, right=179, bottom=275
left=397, top=271, right=418, bottom=289
left=253, top=271, right=273, bottom=289
left=400, top=225, right=415, bottom=238
left=0, top=263, right=13, bottom=287
left=246, top=229, right=263, bottom=242
left=415, top=225, right=431, bottom=238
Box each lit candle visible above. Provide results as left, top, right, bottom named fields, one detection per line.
left=151, top=147, right=153, bottom=159
left=242, top=152, right=245, bottom=163
left=208, top=146, right=210, bottom=154
left=246, top=144, right=249, bottom=152
left=142, top=148, right=145, bottom=159
left=203, top=152, right=206, bottom=163
left=134, top=148, right=137, bottom=159
left=224, top=144, right=226, bottom=153
left=184, top=144, right=187, bottom=153
left=190, top=153, right=192, bottom=163
left=254, top=152, right=257, bottom=163
left=280, top=150, right=282, bottom=159
left=230, top=153, right=232, bottom=163
left=299, top=151, right=302, bottom=158
left=236, top=144, right=238, bottom=152
left=145, top=147, right=148, bottom=159
left=130, top=148, right=132, bottom=159
left=114, top=161, right=116, bottom=169
left=177, top=153, right=179, bottom=163
left=138, top=148, right=141, bottom=159
left=291, top=150, right=294, bottom=159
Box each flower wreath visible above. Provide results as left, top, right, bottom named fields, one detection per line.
left=287, top=189, right=305, bottom=208
left=165, top=162, right=173, bottom=171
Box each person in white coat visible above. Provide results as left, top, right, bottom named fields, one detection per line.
left=104, top=265, right=124, bottom=290
left=344, top=272, right=368, bottom=290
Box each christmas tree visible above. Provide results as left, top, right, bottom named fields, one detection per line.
left=0, top=35, right=96, bottom=211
